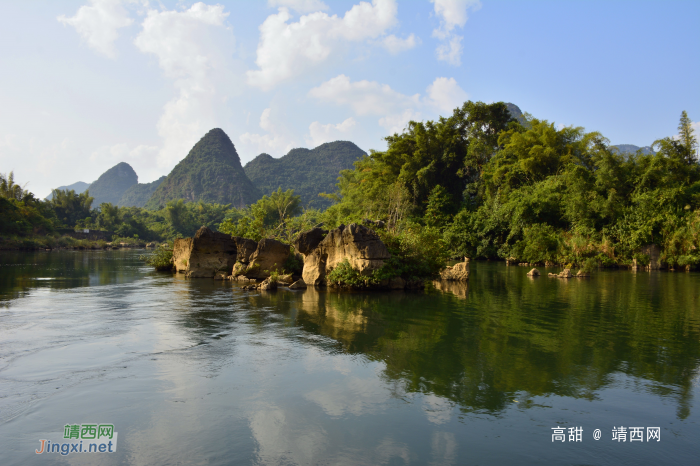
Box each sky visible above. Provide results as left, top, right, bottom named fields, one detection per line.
left=1, top=0, right=698, bottom=199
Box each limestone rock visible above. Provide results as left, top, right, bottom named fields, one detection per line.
left=172, top=226, right=237, bottom=278
left=234, top=237, right=258, bottom=263
left=293, top=227, right=327, bottom=255
left=439, top=261, right=470, bottom=281
left=558, top=269, right=572, bottom=278
left=300, top=223, right=390, bottom=286
left=527, top=268, right=540, bottom=276
left=244, top=238, right=290, bottom=279
left=260, top=277, right=277, bottom=291
left=289, top=279, right=307, bottom=289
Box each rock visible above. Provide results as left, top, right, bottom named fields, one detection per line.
left=172, top=226, right=238, bottom=278
left=146, top=242, right=156, bottom=248
left=527, top=268, right=540, bottom=276
left=289, top=279, right=307, bottom=289
left=244, top=238, right=290, bottom=279
left=440, top=261, right=469, bottom=281
left=214, top=272, right=228, bottom=280
left=389, top=277, right=406, bottom=289
left=544, top=261, right=554, bottom=267
left=293, top=227, right=327, bottom=255
left=558, top=268, right=572, bottom=278
left=277, top=273, right=293, bottom=285
left=234, top=237, right=258, bottom=263
left=260, top=278, right=277, bottom=291
left=548, top=273, right=557, bottom=277
left=576, top=270, right=590, bottom=277
left=301, top=223, right=391, bottom=286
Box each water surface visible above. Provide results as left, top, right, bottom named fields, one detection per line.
left=1, top=250, right=699, bottom=465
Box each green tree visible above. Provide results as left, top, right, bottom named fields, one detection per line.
left=678, top=110, right=698, bottom=161
left=49, top=189, right=94, bottom=227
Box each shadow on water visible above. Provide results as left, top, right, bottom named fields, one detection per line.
left=234, top=262, right=700, bottom=420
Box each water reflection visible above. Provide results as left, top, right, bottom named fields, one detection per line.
left=246, top=265, right=700, bottom=420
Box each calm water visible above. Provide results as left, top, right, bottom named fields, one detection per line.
left=0, top=250, right=699, bottom=465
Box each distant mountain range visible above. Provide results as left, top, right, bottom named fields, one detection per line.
left=244, top=141, right=366, bottom=209
left=46, top=106, right=657, bottom=211
left=610, top=144, right=655, bottom=155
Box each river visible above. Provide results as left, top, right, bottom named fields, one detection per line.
left=0, top=249, right=698, bottom=465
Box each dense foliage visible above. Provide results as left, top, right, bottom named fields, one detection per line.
left=145, top=128, right=261, bottom=210
left=320, top=102, right=700, bottom=269
left=244, top=141, right=365, bottom=209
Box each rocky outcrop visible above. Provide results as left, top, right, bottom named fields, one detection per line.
left=527, top=268, right=540, bottom=276
left=439, top=261, right=469, bottom=281
left=173, top=226, right=237, bottom=278
left=289, top=279, right=307, bottom=289
left=576, top=270, right=590, bottom=277
left=234, top=237, right=258, bottom=263
left=240, top=238, right=290, bottom=280
left=293, top=227, right=327, bottom=254
left=558, top=269, right=572, bottom=278
left=300, top=223, right=391, bottom=286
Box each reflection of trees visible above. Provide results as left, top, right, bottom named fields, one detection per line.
left=264, top=266, right=700, bottom=419
left=0, top=250, right=145, bottom=304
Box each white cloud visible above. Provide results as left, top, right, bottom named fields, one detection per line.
left=57, top=0, right=133, bottom=58
left=308, top=74, right=420, bottom=116
left=247, top=0, right=399, bottom=90
left=309, top=74, right=467, bottom=134
left=435, top=34, right=463, bottom=66
left=306, top=117, right=356, bottom=147
left=240, top=108, right=296, bottom=155
left=134, top=3, right=240, bottom=169
left=267, top=0, right=329, bottom=13
left=425, top=77, right=468, bottom=114
left=378, top=109, right=421, bottom=134
left=431, top=0, right=480, bottom=65
left=382, top=33, right=419, bottom=54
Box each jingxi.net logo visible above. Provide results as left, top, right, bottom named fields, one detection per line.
left=35, top=423, right=118, bottom=456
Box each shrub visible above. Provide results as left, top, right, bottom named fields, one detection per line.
left=326, top=259, right=366, bottom=287
left=141, top=243, right=174, bottom=271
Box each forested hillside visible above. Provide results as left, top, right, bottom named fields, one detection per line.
left=145, top=128, right=261, bottom=209
left=244, top=141, right=366, bottom=209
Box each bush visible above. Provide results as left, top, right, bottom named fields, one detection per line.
left=140, top=243, right=174, bottom=271
left=326, top=259, right=366, bottom=287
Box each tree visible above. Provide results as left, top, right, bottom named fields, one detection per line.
left=678, top=110, right=698, bottom=161
left=49, top=189, right=94, bottom=227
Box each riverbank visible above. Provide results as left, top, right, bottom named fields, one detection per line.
left=0, top=234, right=156, bottom=251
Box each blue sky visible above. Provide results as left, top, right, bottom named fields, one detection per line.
left=1, top=0, right=698, bottom=198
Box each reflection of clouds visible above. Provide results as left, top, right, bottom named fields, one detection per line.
left=430, top=431, right=457, bottom=466
left=375, top=438, right=412, bottom=464
left=422, top=394, right=454, bottom=425
left=250, top=405, right=328, bottom=466
left=305, top=375, right=389, bottom=417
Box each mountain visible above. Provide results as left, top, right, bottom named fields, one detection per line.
left=117, top=176, right=166, bottom=208
left=611, top=144, right=654, bottom=155
left=87, top=162, right=138, bottom=206
left=145, top=128, right=261, bottom=210
left=505, top=102, right=527, bottom=125
left=244, top=141, right=366, bottom=209
left=45, top=181, right=90, bottom=200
